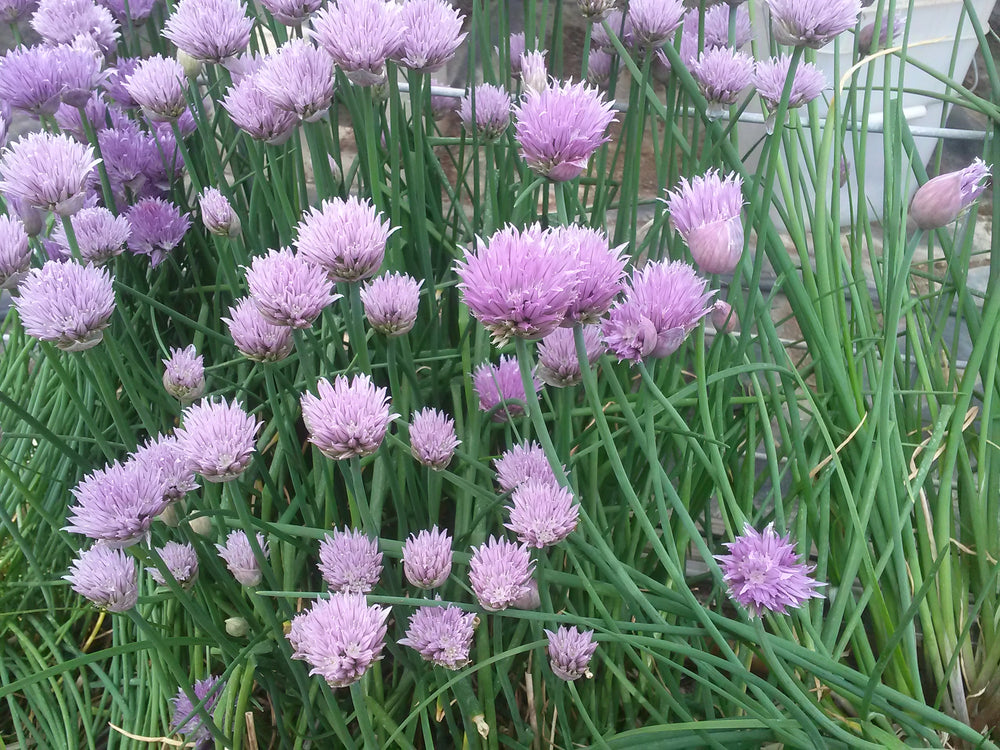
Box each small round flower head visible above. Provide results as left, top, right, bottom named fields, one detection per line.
left=666, top=169, right=745, bottom=274
left=97, top=122, right=159, bottom=200
left=468, top=536, right=534, bottom=611
left=13, top=260, right=115, bottom=351
left=295, top=197, right=395, bottom=282
left=544, top=625, right=597, bottom=680
left=402, top=526, right=453, bottom=588
left=857, top=13, right=904, bottom=55
left=766, top=0, right=861, bottom=49
left=175, top=398, right=261, bottom=482
left=171, top=676, right=222, bottom=746
left=50, top=38, right=107, bottom=108
left=96, top=0, right=158, bottom=23
left=125, top=198, right=190, bottom=267
left=586, top=49, right=615, bottom=88
left=360, top=272, right=422, bottom=336
left=551, top=224, right=626, bottom=324
left=124, top=55, right=187, bottom=123
left=64, top=458, right=168, bottom=546
left=577, top=0, right=615, bottom=22
left=691, top=48, right=754, bottom=118
left=505, top=479, right=578, bottom=548
left=520, top=50, right=548, bottom=96
left=255, top=39, right=335, bottom=123
left=505, top=31, right=526, bottom=77
left=103, top=57, right=140, bottom=107
left=147, top=541, right=199, bottom=588
left=715, top=522, right=825, bottom=617
left=627, top=0, right=684, bottom=48
left=910, top=158, right=991, bottom=231
left=65, top=546, right=138, bottom=612
left=318, top=528, right=383, bottom=593
left=312, top=0, right=404, bottom=86
left=754, top=55, right=827, bottom=112
left=164, top=0, right=254, bottom=63
left=590, top=10, right=634, bottom=50
left=261, top=0, right=321, bottom=25
left=537, top=326, right=605, bottom=387
left=0, top=0, right=37, bottom=23
left=408, top=407, right=460, bottom=470
left=472, top=356, right=540, bottom=422
left=396, top=0, right=467, bottom=73
left=300, top=373, right=399, bottom=460
left=216, top=530, right=269, bottom=586
left=494, top=441, right=558, bottom=493
left=163, top=345, right=206, bottom=404
left=221, top=73, right=299, bottom=145
left=711, top=299, right=738, bottom=333
left=51, top=207, right=130, bottom=265
left=0, top=214, right=30, bottom=289
left=130, top=434, right=199, bottom=502
left=702, top=5, right=750, bottom=50
left=0, top=132, right=98, bottom=216
left=459, top=84, right=512, bottom=141
left=32, top=0, right=119, bottom=55
left=287, top=593, right=391, bottom=688
left=246, top=247, right=341, bottom=328
left=199, top=187, right=241, bottom=238
left=514, top=80, right=615, bottom=182
left=223, top=297, right=295, bottom=362
left=399, top=604, right=476, bottom=669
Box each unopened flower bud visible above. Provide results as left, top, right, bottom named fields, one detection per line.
left=177, top=49, right=204, bottom=78
left=199, top=187, right=241, bottom=238
left=910, top=158, right=991, bottom=230
left=711, top=300, right=738, bottom=333
left=188, top=515, right=213, bottom=537
left=162, top=345, right=206, bottom=404
left=225, top=616, right=249, bottom=637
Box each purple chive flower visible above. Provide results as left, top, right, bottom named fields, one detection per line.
left=551, top=224, right=626, bottom=324
left=32, top=0, right=119, bottom=56
left=587, top=49, right=615, bottom=88
left=97, top=122, right=160, bottom=200
left=318, top=528, right=383, bottom=594
left=703, top=3, right=751, bottom=49
left=603, top=260, right=714, bottom=362
left=300, top=373, right=399, bottom=460
left=223, top=297, right=295, bottom=362
left=124, top=55, right=188, bottom=123
left=287, top=593, right=391, bottom=688
left=754, top=55, right=827, bottom=113
left=50, top=38, right=107, bottom=109
left=163, top=345, right=206, bottom=404
left=402, top=526, right=453, bottom=588
left=360, top=272, right=422, bottom=336
left=627, top=0, right=684, bottom=48
left=910, top=158, right=991, bottom=231
left=455, top=224, right=579, bottom=346
left=221, top=73, right=299, bottom=145
left=396, top=0, right=467, bottom=73
left=545, top=625, right=597, bottom=680
left=472, top=356, right=540, bottom=421
left=0, top=132, right=98, bottom=216
left=64, top=458, right=168, bottom=547
left=505, top=31, right=526, bottom=77
left=246, top=247, right=340, bottom=328
left=537, top=326, right=605, bottom=387
left=65, top=546, right=138, bottom=612
left=6, top=196, right=45, bottom=237
left=96, top=0, right=158, bottom=23
left=666, top=169, right=745, bottom=275
left=468, top=536, right=534, bottom=611
left=216, top=530, right=269, bottom=586
left=147, top=541, right=199, bottom=588
left=691, top=48, right=754, bottom=119
left=494, top=441, right=558, bottom=493
left=577, top=0, right=615, bottom=22
left=408, top=407, right=460, bottom=470
left=130, top=434, right=199, bottom=503
left=13, top=260, right=115, bottom=351
left=295, top=197, right=395, bottom=283
left=171, top=676, right=223, bottom=747
left=125, top=197, right=190, bottom=266
left=56, top=94, right=126, bottom=143
left=0, top=214, right=30, bottom=290
left=104, top=57, right=140, bottom=107
left=260, top=0, right=322, bottom=25
left=175, top=398, right=260, bottom=482
left=520, top=50, right=548, bottom=95
left=459, top=84, right=512, bottom=141
left=0, top=0, right=37, bottom=23
left=716, top=522, right=824, bottom=617
left=399, top=604, right=476, bottom=669
left=591, top=10, right=634, bottom=50
left=255, top=39, right=334, bottom=122
left=312, top=0, right=403, bottom=86
left=766, top=0, right=861, bottom=48
left=711, top=300, right=738, bottom=333
left=164, top=0, right=254, bottom=63
left=199, top=187, right=241, bottom=238
left=51, top=206, right=130, bottom=265
left=515, top=80, right=615, bottom=182
left=505, top=479, right=578, bottom=548
left=857, top=14, right=904, bottom=55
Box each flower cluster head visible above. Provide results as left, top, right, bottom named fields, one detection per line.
left=408, top=408, right=460, bottom=469
left=130, top=434, right=199, bottom=503
left=163, top=345, right=206, bottom=404
left=494, top=441, right=558, bottom=492
left=506, top=479, right=578, bottom=548
left=199, top=187, right=241, bottom=238
left=96, top=122, right=158, bottom=200
left=910, top=158, right=991, bottom=231
left=627, top=0, right=685, bottom=48
left=171, top=676, right=223, bottom=747
left=0, top=0, right=36, bottom=23
left=0, top=45, right=64, bottom=116
left=857, top=13, right=904, bottom=55
left=126, top=198, right=191, bottom=267
left=32, top=0, right=119, bottom=56
left=0, top=132, right=98, bottom=216
left=537, top=326, right=605, bottom=387
left=223, top=297, right=295, bottom=362
left=147, top=541, right=199, bottom=588
left=360, top=272, right=422, bottom=336
left=754, top=55, right=827, bottom=113
left=13, top=260, right=115, bottom=351
left=287, top=593, right=391, bottom=688
left=711, top=299, right=738, bottom=333
left=520, top=50, right=548, bottom=95
left=175, top=398, right=260, bottom=482
left=766, top=0, right=861, bottom=48
left=591, top=10, right=634, bottom=51
left=124, top=55, right=187, bottom=122
left=246, top=247, right=341, bottom=328
left=221, top=73, right=299, bottom=144
left=217, top=530, right=269, bottom=586
left=716, top=522, right=825, bottom=617
left=97, top=0, right=159, bottom=23
left=301, top=374, right=398, bottom=460
left=396, top=0, right=467, bottom=73
left=469, top=536, right=534, bottom=611
left=399, top=604, right=476, bottom=669
left=295, top=197, right=395, bottom=282
left=472, top=356, right=540, bottom=421
left=402, top=526, right=453, bottom=588
left=164, top=0, right=254, bottom=63
left=666, top=169, right=745, bottom=275
left=514, top=80, right=615, bottom=181
left=261, top=0, right=322, bottom=25
left=51, top=207, right=130, bottom=265
left=65, top=546, right=138, bottom=612
left=459, top=84, right=512, bottom=141
left=256, top=39, right=334, bottom=122
left=318, top=528, right=383, bottom=594
left=691, top=48, right=754, bottom=118
left=552, top=224, right=627, bottom=324
left=545, top=625, right=597, bottom=680
left=0, top=214, right=30, bottom=289
left=577, top=0, right=615, bottom=22
left=312, top=0, right=403, bottom=86
left=587, top=49, right=615, bottom=88
left=50, top=38, right=107, bottom=109
left=703, top=3, right=752, bottom=49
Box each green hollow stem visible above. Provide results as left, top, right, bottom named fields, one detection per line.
left=514, top=337, right=568, bottom=486
left=350, top=679, right=379, bottom=748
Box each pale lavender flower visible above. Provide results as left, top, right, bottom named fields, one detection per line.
left=627, top=0, right=684, bottom=48
left=164, top=0, right=254, bottom=63
left=857, top=13, right=904, bottom=55
left=459, top=84, right=511, bottom=141
left=399, top=604, right=476, bottom=669
left=51, top=38, right=107, bottom=108
left=287, top=593, right=390, bottom=688
left=754, top=55, right=826, bottom=112
left=163, top=345, right=205, bottom=403
left=51, top=206, right=130, bottom=265
left=767, top=0, right=860, bottom=48
left=910, top=158, right=991, bottom=230
left=711, top=299, right=738, bottom=333
left=702, top=3, right=751, bottom=49
left=147, top=541, right=199, bottom=588
left=472, top=356, right=540, bottom=421
left=318, top=528, right=383, bottom=593
left=408, top=408, right=460, bottom=469
left=520, top=50, right=548, bottom=95
left=124, top=55, right=187, bottom=123
left=360, top=272, right=422, bottom=336
left=716, top=522, right=824, bottom=617
left=395, top=0, right=467, bottom=73
left=552, top=224, right=626, bottom=324
left=0, top=0, right=36, bottom=23
left=221, top=73, right=299, bottom=144
left=586, top=49, right=614, bottom=88
left=514, top=80, right=615, bottom=182
left=312, top=0, right=403, bottom=86
left=691, top=48, right=753, bottom=118
left=199, top=187, right=241, bottom=237
left=64, top=458, right=168, bottom=546
left=223, top=297, right=295, bottom=362
left=175, top=398, right=260, bottom=482
left=96, top=0, right=158, bottom=23
left=255, top=39, right=334, bottom=122
left=260, top=0, right=321, bottom=25
left=544, top=625, right=597, bottom=680
left=402, top=526, right=453, bottom=588
left=32, top=0, right=119, bottom=55
left=171, top=676, right=222, bottom=747
left=590, top=10, right=633, bottom=50
left=494, top=441, right=558, bottom=492
left=216, top=530, right=269, bottom=586
left=455, top=224, right=579, bottom=346
left=300, top=373, right=398, bottom=460
left=126, top=197, right=190, bottom=266
left=505, top=479, right=578, bottom=548
left=130, top=434, right=198, bottom=502
left=537, top=326, right=604, bottom=387
left=246, top=247, right=340, bottom=328
left=505, top=32, right=526, bottom=77
left=65, top=546, right=137, bottom=612
left=6, top=195, right=45, bottom=237
left=577, top=0, right=614, bottom=22
left=468, top=536, right=534, bottom=611
left=0, top=132, right=98, bottom=216
left=295, top=196, right=395, bottom=282
left=13, top=260, right=114, bottom=351
left=666, top=169, right=745, bottom=274
left=56, top=94, right=128, bottom=143
left=0, top=45, right=65, bottom=116
left=97, top=122, right=160, bottom=200
left=104, top=57, right=140, bottom=107
left=0, top=214, right=30, bottom=289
